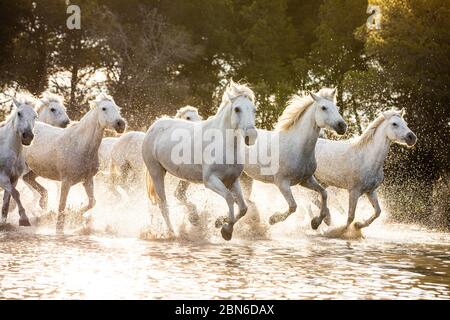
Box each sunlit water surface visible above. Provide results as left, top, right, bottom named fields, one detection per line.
left=0, top=179, right=449, bottom=299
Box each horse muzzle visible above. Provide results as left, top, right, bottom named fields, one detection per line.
left=405, top=132, right=417, bottom=146
left=21, top=131, right=34, bottom=146
left=334, top=121, right=347, bottom=135
left=60, top=119, right=70, bottom=128
left=243, top=128, right=257, bottom=146
left=114, top=119, right=126, bottom=133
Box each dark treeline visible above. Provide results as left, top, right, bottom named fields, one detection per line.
left=0, top=0, right=448, bottom=228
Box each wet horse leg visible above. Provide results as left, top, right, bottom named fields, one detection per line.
left=354, top=191, right=381, bottom=229
left=1, top=190, right=11, bottom=224
left=268, top=179, right=297, bottom=225
left=206, top=175, right=235, bottom=241
left=301, top=176, right=330, bottom=230
left=174, top=180, right=199, bottom=225
left=151, top=166, right=175, bottom=237
left=0, top=175, right=30, bottom=226
left=80, top=177, right=96, bottom=213
left=56, top=180, right=72, bottom=234
left=23, top=171, right=48, bottom=210
left=346, top=189, right=362, bottom=227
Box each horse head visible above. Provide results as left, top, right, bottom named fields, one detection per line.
left=92, top=93, right=126, bottom=134
left=11, top=97, right=38, bottom=145
left=310, top=88, right=347, bottom=135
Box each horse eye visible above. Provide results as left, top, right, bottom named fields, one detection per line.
left=17, top=112, right=22, bottom=117
left=234, top=107, right=240, bottom=113
left=186, top=117, right=191, bottom=120
left=102, top=107, right=106, bottom=111
left=321, top=106, right=327, bottom=111
left=392, top=122, right=398, bottom=127
left=50, top=108, right=56, bottom=112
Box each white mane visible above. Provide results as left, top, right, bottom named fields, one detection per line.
left=90, top=93, right=117, bottom=109
left=351, top=109, right=402, bottom=148
left=37, top=92, right=65, bottom=113
left=216, top=80, right=255, bottom=114
left=275, top=88, right=336, bottom=131
left=175, top=105, right=200, bottom=119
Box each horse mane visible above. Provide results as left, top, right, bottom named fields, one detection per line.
left=37, top=92, right=65, bottom=113
left=351, top=109, right=402, bottom=148
left=175, top=105, right=200, bottom=119
left=275, top=88, right=336, bottom=132
left=216, top=80, right=255, bottom=115
left=90, top=93, right=116, bottom=109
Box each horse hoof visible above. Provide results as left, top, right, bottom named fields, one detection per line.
left=189, top=214, right=200, bottom=226
left=353, top=222, right=363, bottom=229
left=215, top=216, right=226, bottom=228
left=221, top=224, right=233, bottom=241
left=324, top=214, right=332, bottom=226
left=311, top=217, right=322, bottom=230
left=269, top=213, right=282, bottom=225
left=19, top=218, right=31, bottom=227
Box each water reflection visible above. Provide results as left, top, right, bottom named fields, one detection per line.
left=0, top=226, right=449, bottom=299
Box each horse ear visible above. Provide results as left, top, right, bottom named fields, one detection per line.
left=310, top=92, right=321, bottom=102
left=12, top=97, right=20, bottom=108
left=400, top=108, right=406, bottom=117
left=331, top=88, right=337, bottom=97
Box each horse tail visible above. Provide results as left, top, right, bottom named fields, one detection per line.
left=145, top=169, right=158, bottom=205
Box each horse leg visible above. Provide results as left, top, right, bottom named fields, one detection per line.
left=80, top=177, right=96, bottom=214
left=206, top=175, right=235, bottom=241
left=230, top=179, right=248, bottom=222
left=354, top=191, right=381, bottom=229
left=151, top=167, right=175, bottom=237
left=23, top=171, right=48, bottom=210
left=56, top=180, right=72, bottom=234
left=268, top=180, right=297, bottom=225
left=0, top=176, right=31, bottom=226
left=301, top=176, right=330, bottom=230
left=174, top=180, right=199, bottom=226
left=1, top=190, right=11, bottom=224
left=346, top=189, right=362, bottom=227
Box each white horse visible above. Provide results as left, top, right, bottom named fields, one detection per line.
left=109, top=105, right=202, bottom=198
left=314, top=109, right=417, bottom=229
left=239, top=88, right=347, bottom=230
left=98, top=137, right=118, bottom=173
left=36, top=93, right=70, bottom=128
left=23, top=93, right=126, bottom=232
left=143, top=81, right=257, bottom=240
left=3, top=93, right=71, bottom=211
left=0, top=97, right=37, bottom=226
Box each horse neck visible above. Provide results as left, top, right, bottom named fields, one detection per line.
left=282, top=104, right=320, bottom=155
left=358, top=122, right=391, bottom=171
left=71, top=108, right=105, bottom=154
left=206, top=104, right=232, bottom=131
left=1, top=117, right=22, bottom=155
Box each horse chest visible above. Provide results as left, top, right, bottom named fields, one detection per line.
left=360, top=170, right=384, bottom=192
left=286, top=156, right=316, bottom=184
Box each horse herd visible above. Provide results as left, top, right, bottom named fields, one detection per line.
left=0, top=81, right=417, bottom=240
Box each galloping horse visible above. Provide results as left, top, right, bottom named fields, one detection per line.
left=0, top=97, right=37, bottom=226
left=314, top=109, right=417, bottom=229
left=105, top=105, right=202, bottom=199
left=36, top=93, right=70, bottom=128
left=238, top=89, right=347, bottom=230
left=143, top=81, right=257, bottom=240
left=23, top=93, right=126, bottom=233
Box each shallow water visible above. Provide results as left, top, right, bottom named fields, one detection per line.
left=0, top=180, right=449, bottom=299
